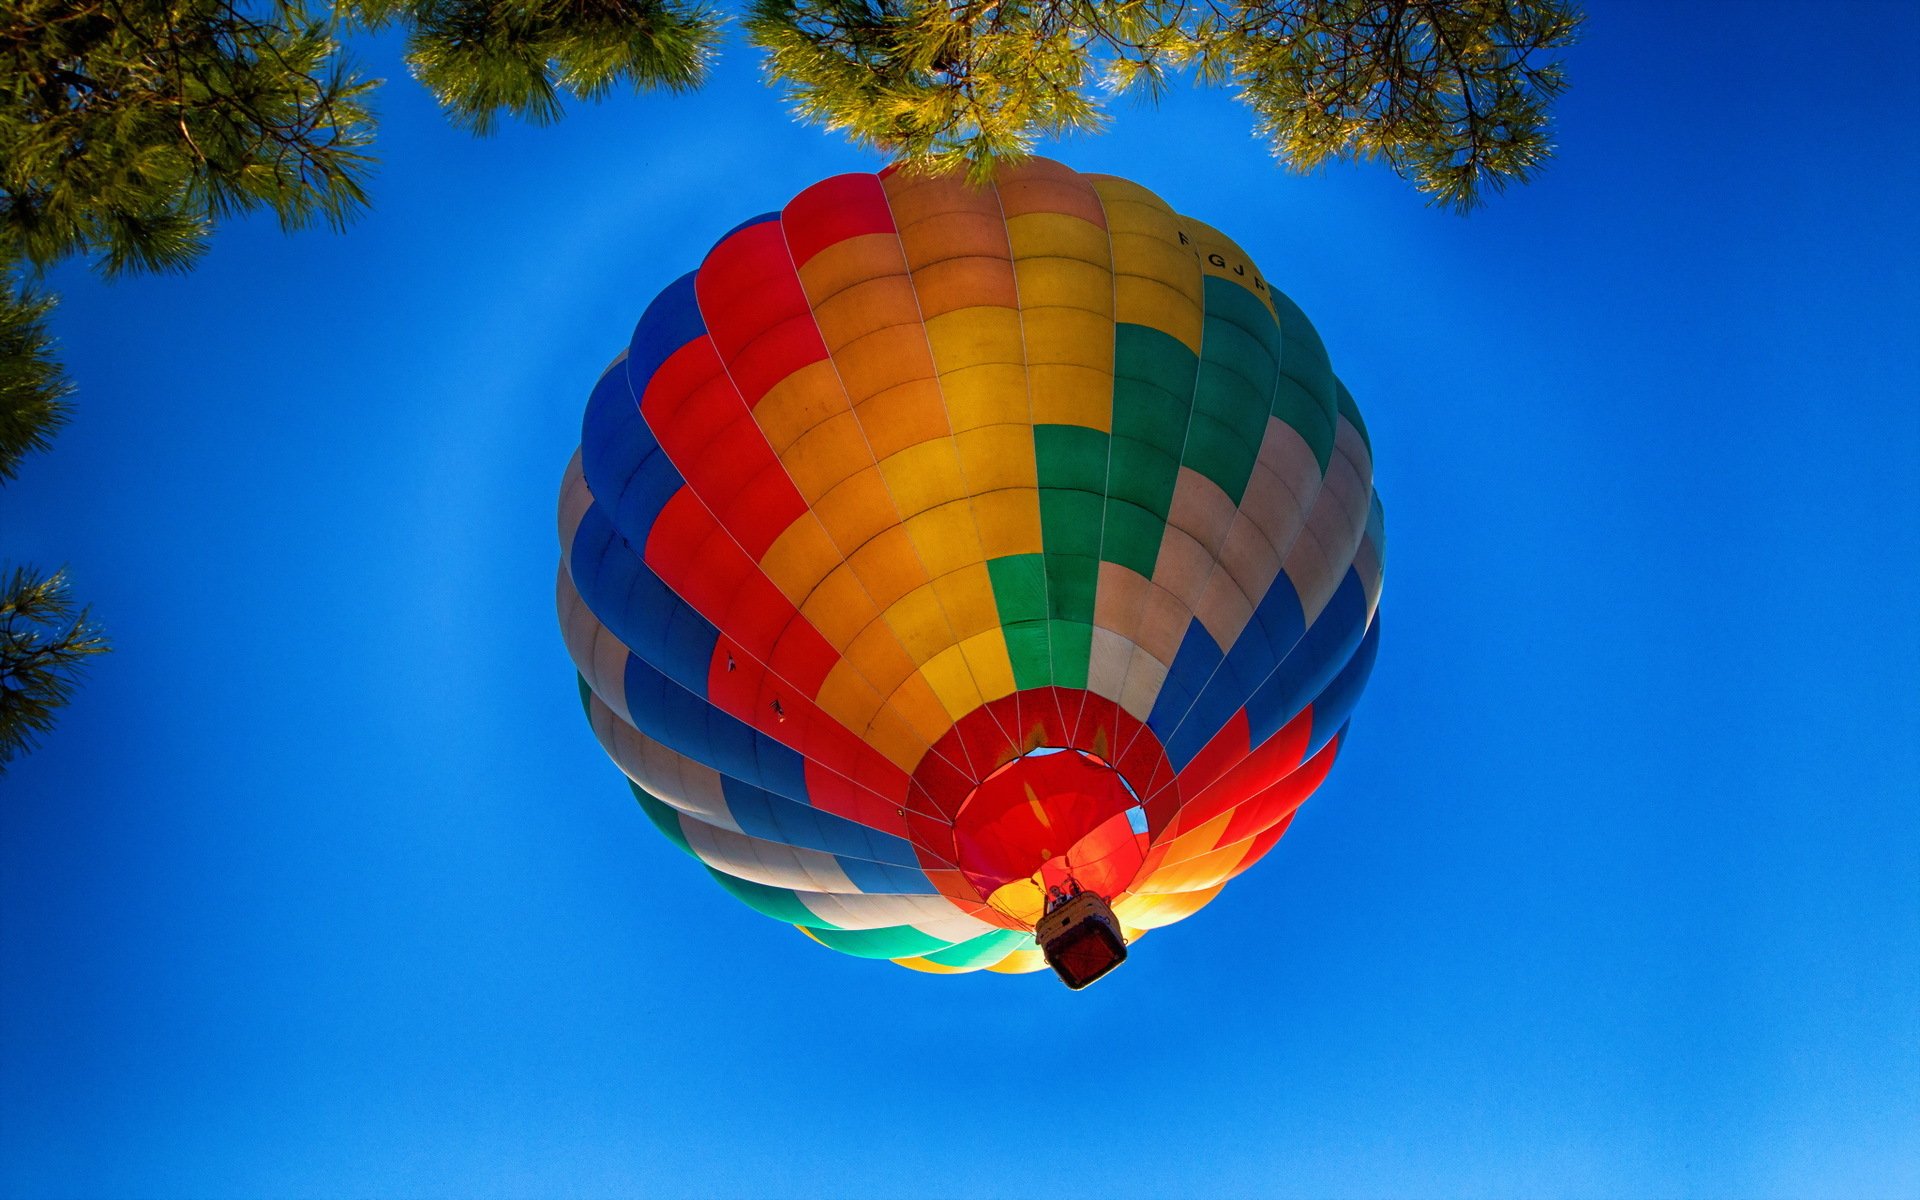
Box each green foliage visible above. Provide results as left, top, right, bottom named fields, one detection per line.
left=747, top=0, right=1581, bottom=209
left=0, top=273, right=72, bottom=483
left=355, top=0, right=723, bottom=133
left=0, top=0, right=377, bottom=275
left=0, top=566, right=109, bottom=770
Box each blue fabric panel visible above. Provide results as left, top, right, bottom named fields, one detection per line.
left=619, top=652, right=806, bottom=800
left=1245, top=569, right=1370, bottom=745
left=1305, top=611, right=1380, bottom=757
left=625, top=271, right=706, bottom=395
left=569, top=504, right=718, bottom=695
left=718, top=777, right=925, bottom=871
left=834, top=854, right=940, bottom=896
left=580, top=374, right=683, bottom=552
left=1162, top=575, right=1309, bottom=769
left=1148, top=622, right=1224, bottom=747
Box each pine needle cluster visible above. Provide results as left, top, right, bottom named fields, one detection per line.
left=354, top=0, right=723, bottom=133
left=1, top=0, right=377, bottom=275
left=747, top=0, right=1580, bottom=208
left=0, top=273, right=72, bottom=483
left=0, top=567, right=108, bottom=770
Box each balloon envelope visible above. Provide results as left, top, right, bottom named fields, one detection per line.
left=557, top=158, right=1384, bottom=977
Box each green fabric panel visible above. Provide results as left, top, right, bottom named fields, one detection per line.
left=918, top=928, right=1032, bottom=969
left=705, top=868, right=834, bottom=927
left=800, top=923, right=956, bottom=960
left=1044, top=551, right=1097, bottom=625
left=1335, top=376, right=1371, bottom=454
left=1182, top=410, right=1261, bottom=503
left=1048, top=620, right=1093, bottom=690
left=627, top=781, right=695, bottom=857
left=1269, top=286, right=1338, bottom=470
left=987, top=553, right=1048, bottom=622
left=1273, top=376, right=1337, bottom=470
left=1033, top=423, right=1108, bottom=491
left=1001, top=620, right=1053, bottom=690
left=1105, top=435, right=1181, bottom=512
left=1185, top=280, right=1283, bottom=503
left=1038, top=486, right=1104, bottom=559
left=1101, top=498, right=1167, bottom=579
left=988, top=554, right=1056, bottom=690
left=1101, top=323, right=1197, bottom=577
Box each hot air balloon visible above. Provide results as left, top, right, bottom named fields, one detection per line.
left=557, top=158, right=1383, bottom=987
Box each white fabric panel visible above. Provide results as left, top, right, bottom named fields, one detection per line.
left=557, top=565, right=634, bottom=725
left=1285, top=412, right=1374, bottom=626
left=681, top=819, right=863, bottom=895
left=557, top=450, right=592, bottom=568
left=586, top=693, right=739, bottom=831
left=795, top=891, right=997, bottom=936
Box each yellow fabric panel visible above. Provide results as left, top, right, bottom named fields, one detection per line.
left=1135, top=838, right=1257, bottom=897
left=1092, top=176, right=1205, bottom=353
left=883, top=579, right=958, bottom=662
left=752, top=360, right=847, bottom=455
left=876, top=670, right=964, bottom=748
left=1027, top=361, right=1115, bottom=430
left=987, top=876, right=1047, bottom=926
left=922, top=310, right=1023, bottom=397
left=1112, top=884, right=1225, bottom=929
left=920, top=643, right=990, bottom=721
left=1140, top=810, right=1236, bottom=884
left=1008, top=239, right=1116, bottom=309
left=892, top=955, right=974, bottom=975
left=903, top=500, right=989, bottom=579
left=847, top=525, right=929, bottom=611
left=782, top=411, right=868, bottom=499
left=953, top=424, right=1037, bottom=492
left=986, top=946, right=1049, bottom=974
left=1098, top=187, right=1198, bottom=343
left=877, top=439, right=970, bottom=519
left=813, top=661, right=918, bottom=771
left=813, top=467, right=910, bottom=558
left=1005, top=193, right=1114, bottom=431
left=797, top=562, right=880, bottom=647
left=928, top=563, right=1001, bottom=638
left=1183, top=217, right=1279, bottom=320
left=968, top=487, right=1045, bottom=559
left=842, top=616, right=922, bottom=698
left=759, top=517, right=841, bottom=608
left=936, top=361, right=1029, bottom=434
left=957, top=629, right=1018, bottom=704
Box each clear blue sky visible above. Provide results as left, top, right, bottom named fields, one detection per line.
left=5, top=4, right=1918, bottom=1197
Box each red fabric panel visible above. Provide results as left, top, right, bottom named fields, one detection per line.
left=637, top=337, right=807, bottom=560
left=695, top=222, right=829, bottom=405
left=781, top=173, right=898, bottom=266
left=952, top=750, right=1137, bottom=896
left=1162, top=707, right=1312, bottom=839
left=1228, top=811, right=1299, bottom=878
left=1160, top=708, right=1252, bottom=811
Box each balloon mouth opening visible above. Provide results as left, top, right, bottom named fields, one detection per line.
left=1036, top=887, right=1129, bottom=989
left=951, top=746, right=1152, bottom=928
